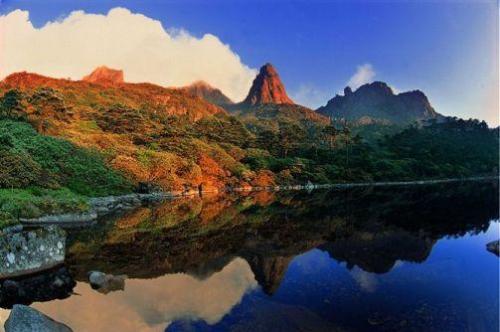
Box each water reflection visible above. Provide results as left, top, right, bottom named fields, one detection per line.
left=24, top=258, right=255, bottom=331
left=0, top=180, right=498, bottom=331
left=65, top=180, right=498, bottom=280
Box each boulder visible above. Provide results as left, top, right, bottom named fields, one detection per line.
left=5, top=304, right=72, bottom=332
left=0, top=226, right=66, bottom=278
left=88, top=271, right=126, bottom=294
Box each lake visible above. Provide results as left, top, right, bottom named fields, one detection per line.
left=0, top=180, right=498, bottom=331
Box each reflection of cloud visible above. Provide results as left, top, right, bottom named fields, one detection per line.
left=0, top=309, right=9, bottom=332
left=11, top=258, right=257, bottom=331
left=350, top=267, right=378, bottom=292
left=393, top=260, right=404, bottom=269
left=0, top=8, right=256, bottom=101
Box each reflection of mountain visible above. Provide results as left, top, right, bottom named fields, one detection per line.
left=65, top=180, right=498, bottom=294
left=320, top=230, right=436, bottom=273
left=244, top=255, right=293, bottom=295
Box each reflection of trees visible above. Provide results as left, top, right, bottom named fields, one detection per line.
left=65, top=180, right=498, bottom=292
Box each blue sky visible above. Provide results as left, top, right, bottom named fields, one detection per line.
left=1, top=0, right=498, bottom=125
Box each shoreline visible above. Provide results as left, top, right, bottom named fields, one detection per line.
left=16, top=175, right=498, bottom=226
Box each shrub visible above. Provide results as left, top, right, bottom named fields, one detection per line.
left=0, top=150, right=42, bottom=188
left=0, top=119, right=132, bottom=196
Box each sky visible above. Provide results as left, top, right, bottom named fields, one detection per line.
left=0, top=0, right=498, bottom=125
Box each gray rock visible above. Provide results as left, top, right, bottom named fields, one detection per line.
left=20, top=212, right=98, bottom=224
left=88, top=271, right=126, bottom=294
left=486, top=240, right=499, bottom=256
left=88, top=271, right=106, bottom=288
left=0, top=226, right=66, bottom=278
left=5, top=304, right=72, bottom=332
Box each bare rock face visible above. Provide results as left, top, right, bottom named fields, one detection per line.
left=243, top=63, right=294, bottom=106
left=82, top=66, right=124, bottom=85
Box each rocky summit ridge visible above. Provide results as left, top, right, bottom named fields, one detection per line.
left=242, top=63, right=294, bottom=106
left=82, top=66, right=124, bottom=85
left=316, top=81, right=442, bottom=124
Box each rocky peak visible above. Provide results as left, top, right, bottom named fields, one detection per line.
left=356, top=81, right=394, bottom=97
left=344, top=86, right=353, bottom=96
left=242, top=63, right=293, bottom=106
left=82, top=66, right=124, bottom=85
left=183, top=80, right=233, bottom=106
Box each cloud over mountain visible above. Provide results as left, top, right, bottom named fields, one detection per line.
left=347, top=63, right=375, bottom=90
left=0, top=7, right=256, bottom=101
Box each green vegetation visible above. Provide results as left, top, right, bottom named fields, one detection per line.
left=0, top=85, right=497, bottom=227
left=0, top=119, right=132, bottom=196
left=0, top=94, right=132, bottom=226
left=0, top=188, right=88, bottom=228
left=239, top=117, right=498, bottom=183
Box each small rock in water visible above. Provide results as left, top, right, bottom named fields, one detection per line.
left=88, top=271, right=106, bottom=288
left=5, top=304, right=72, bottom=332
left=88, top=271, right=126, bottom=294
left=486, top=240, right=499, bottom=256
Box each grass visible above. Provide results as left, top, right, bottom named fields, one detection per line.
left=0, top=187, right=89, bottom=227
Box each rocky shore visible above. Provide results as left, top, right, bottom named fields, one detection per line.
left=19, top=192, right=168, bottom=226
left=16, top=176, right=497, bottom=227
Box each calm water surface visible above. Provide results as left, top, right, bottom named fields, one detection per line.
left=0, top=181, right=498, bottom=331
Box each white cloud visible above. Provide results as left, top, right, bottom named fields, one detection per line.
left=0, top=8, right=256, bottom=101
left=346, top=63, right=376, bottom=90
left=291, top=83, right=331, bottom=109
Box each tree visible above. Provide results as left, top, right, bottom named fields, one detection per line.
left=278, top=123, right=304, bottom=157
left=341, top=121, right=352, bottom=175
left=0, top=90, right=24, bottom=120
left=322, top=125, right=339, bottom=150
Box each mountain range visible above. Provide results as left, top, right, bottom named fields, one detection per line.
left=4, top=63, right=443, bottom=125
left=77, top=62, right=442, bottom=125
left=316, top=82, right=443, bottom=124
left=179, top=63, right=441, bottom=125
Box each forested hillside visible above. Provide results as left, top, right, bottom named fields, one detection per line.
left=0, top=65, right=497, bottom=225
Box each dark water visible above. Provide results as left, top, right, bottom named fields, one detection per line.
left=1, top=180, right=498, bottom=331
